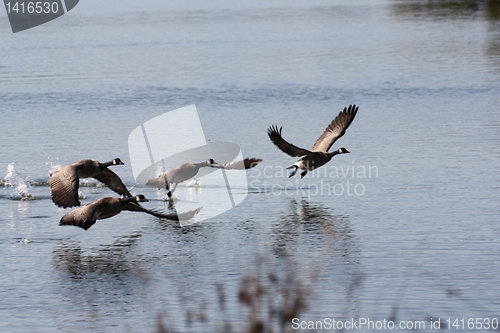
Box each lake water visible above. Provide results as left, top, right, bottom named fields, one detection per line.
left=0, top=0, right=499, bottom=332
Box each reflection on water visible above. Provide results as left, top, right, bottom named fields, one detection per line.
left=50, top=199, right=364, bottom=331
left=487, top=0, right=500, bottom=20
left=53, top=233, right=147, bottom=280
left=390, top=0, right=500, bottom=20
left=272, top=199, right=355, bottom=258
left=269, top=199, right=365, bottom=320
left=52, top=234, right=156, bottom=329
left=390, top=0, right=500, bottom=72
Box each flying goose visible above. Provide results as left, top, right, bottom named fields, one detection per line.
left=146, top=158, right=262, bottom=198
left=146, top=159, right=216, bottom=199
left=268, top=104, right=358, bottom=178
left=49, top=158, right=131, bottom=208
left=59, top=194, right=202, bottom=230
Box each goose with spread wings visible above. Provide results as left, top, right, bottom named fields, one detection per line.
left=268, top=105, right=358, bottom=178
left=146, top=158, right=262, bottom=199
left=146, top=159, right=216, bottom=199
left=59, top=194, right=202, bottom=230
left=49, top=158, right=131, bottom=208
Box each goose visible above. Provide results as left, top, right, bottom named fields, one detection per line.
left=146, top=159, right=216, bottom=199
left=49, top=158, right=131, bottom=208
left=59, top=194, right=202, bottom=230
left=146, top=158, right=262, bottom=198
left=268, top=104, right=358, bottom=178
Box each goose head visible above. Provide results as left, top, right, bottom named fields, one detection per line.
left=207, top=158, right=216, bottom=166
left=112, top=158, right=125, bottom=165
left=338, top=148, right=350, bottom=154
left=134, top=194, right=149, bottom=202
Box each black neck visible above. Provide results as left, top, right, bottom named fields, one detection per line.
left=100, top=160, right=114, bottom=169
left=327, top=150, right=340, bottom=158
left=120, top=196, right=137, bottom=204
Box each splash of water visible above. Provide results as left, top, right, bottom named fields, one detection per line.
left=185, top=178, right=202, bottom=188
left=3, top=162, right=35, bottom=200
left=46, top=158, right=61, bottom=176
left=20, top=237, right=32, bottom=244
left=162, top=193, right=178, bottom=202
left=21, top=221, right=33, bottom=244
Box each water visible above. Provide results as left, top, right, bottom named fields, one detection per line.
left=1, top=0, right=499, bottom=331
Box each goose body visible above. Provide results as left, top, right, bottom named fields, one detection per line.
left=49, top=158, right=130, bottom=208
left=268, top=105, right=358, bottom=178
left=147, top=158, right=262, bottom=198
left=59, top=195, right=201, bottom=230
left=146, top=159, right=216, bottom=199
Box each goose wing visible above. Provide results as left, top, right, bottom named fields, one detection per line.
left=123, top=202, right=202, bottom=221
left=268, top=125, right=312, bottom=157
left=93, top=168, right=132, bottom=197
left=211, top=158, right=262, bottom=170
left=49, top=165, right=80, bottom=208
left=59, top=200, right=102, bottom=230
left=310, top=105, right=358, bottom=153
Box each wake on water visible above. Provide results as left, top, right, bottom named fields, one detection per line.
left=2, top=162, right=36, bottom=244
left=3, top=162, right=35, bottom=201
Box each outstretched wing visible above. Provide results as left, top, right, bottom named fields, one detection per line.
left=123, top=202, right=202, bottom=221
left=93, top=168, right=132, bottom=197
left=49, top=166, right=80, bottom=208
left=311, top=104, right=358, bottom=153
left=267, top=125, right=312, bottom=157
left=59, top=200, right=101, bottom=230
left=211, top=158, right=262, bottom=170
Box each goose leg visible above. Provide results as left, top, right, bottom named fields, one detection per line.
left=286, top=165, right=298, bottom=178
left=163, top=175, right=169, bottom=190
left=300, top=171, right=308, bottom=178
left=164, top=176, right=172, bottom=198
left=167, top=183, right=178, bottom=198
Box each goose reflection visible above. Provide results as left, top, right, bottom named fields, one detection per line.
left=52, top=235, right=152, bottom=325
left=390, top=0, right=484, bottom=18
left=271, top=199, right=358, bottom=262
left=52, top=234, right=148, bottom=279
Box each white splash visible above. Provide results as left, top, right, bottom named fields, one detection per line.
left=162, top=192, right=178, bottom=202
left=3, top=162, right=34, bottom=200
left=185, top=177, right=202, bottom=188
left=46, top=158, right=61, bottom=176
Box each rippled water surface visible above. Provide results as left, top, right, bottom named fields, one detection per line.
left=1, top=1, right=499, bottom=332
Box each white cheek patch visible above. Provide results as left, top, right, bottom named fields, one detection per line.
left=294, top=161, right=304, bottom=169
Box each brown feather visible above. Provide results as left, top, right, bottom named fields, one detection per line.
left=93, top=169, right=132, bottom=197
left=267, top=125, right=312, bottom=157
left=49, top=159, right=129, bottom=208
left=310, top=105, right=358, bottom=153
